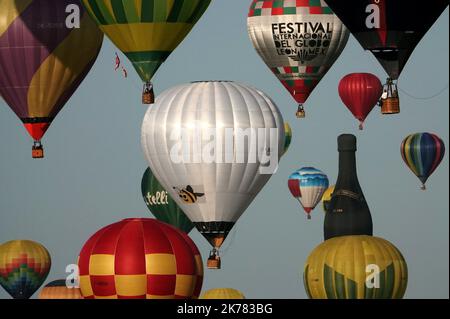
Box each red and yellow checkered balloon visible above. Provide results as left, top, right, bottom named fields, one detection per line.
left=78, top=218, right=203, bottom=299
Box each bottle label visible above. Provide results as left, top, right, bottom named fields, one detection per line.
left=333, top=189, right=364, bottom=202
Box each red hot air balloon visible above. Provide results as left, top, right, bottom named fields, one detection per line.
left=78, top=218, right=203, bottom=299
left=338, top=73, right=383, bottom=130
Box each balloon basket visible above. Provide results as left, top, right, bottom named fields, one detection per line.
left=142, top=83, right=154, bottom=104
left=32, top=143, right=44, bottom=159
left=381, top=97, right=400, bottom=114
left=381, top=79, right=400, bottom=114
left=207, top=249, right=221, bottom=269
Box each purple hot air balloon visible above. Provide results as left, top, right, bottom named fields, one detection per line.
left=0, top=0, right=103, bottom=158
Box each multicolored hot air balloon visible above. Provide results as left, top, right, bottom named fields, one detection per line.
left=38, top=280, right=83, bottom=299
left=0, top=240, right=51, bottom=299
left=0, top=0, right=103, bottom=158
left=78, top=218, right=203, bottom=299
left=304, top=235, right=408, bottom=299
left=282, top=122, right=292, bottom=156
left=324, top=0, right=449, bottom=114
left=400, top=133, right=446, bottom=190
left=141, top=81, right=285, bottom=269
left=338, top=73, right=383, bottom=130
left=81, top=0, right=211, bottom=104
left=247, top=0, right=349, bottom=118
left=200, top=288, right=246, bottom=299
left=288, top=167, right=329, bottom=219
left=141, top=167, right=194, bottom=233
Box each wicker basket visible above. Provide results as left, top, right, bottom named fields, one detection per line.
left=32, top=145, right=44, bottom=159
left=381, top=97, right=400, bottom=114
left=296, top=109, right=306, bottom=118
left=142, top=90, right=154, bottom=104
left=207, top=256, right=221, bottom=269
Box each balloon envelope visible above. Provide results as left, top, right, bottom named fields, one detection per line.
left=81, top=0, right=211, bottom=83
left=324, top=0, right=448, bottom=79
left=282, top=122, right=292, bottom=156
left=38, top=280, right=83, bottom=299
left=0, top=240, right=51, bottom=299
left=338, top=73, right=383, bottom=129
left=288, top=167, right=329, bottom=219
left=141, top=81, right=285, bottom=253
left=200, top=288, right=246, bottom=299
left=400, top=133, right=445, bottom=189
left=78, top=218, right=203, bottom=299
left=321, top=185, right=335, bottom=213
left=304, top=235, right=408, bottom=299
left=247, top=0, right=349, bottom=113
left=0, top=0, right=103, bottom=151
left=141, top=167, right=194, bottom=233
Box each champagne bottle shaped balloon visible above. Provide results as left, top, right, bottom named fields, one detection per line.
left=324, top=134, right=373, bottom=240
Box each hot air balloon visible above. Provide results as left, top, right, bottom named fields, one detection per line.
left=324, top=0, right=449, bottom=115
left=304, top=235, right=408, bottom=299
left=81, top=0, right=211, bottom=104
left=338, top=73, right=383, bottom=130
left=38, top=280, right=83, bottom=299
left=78, top=218, right=203, bottom=299
left=282, top=122, right=292, bottom=156
left=0, top=0, right=103, bottom=158
left=321, top=185, right=335, bottom=213
left=247, top=0, right=350, bottom=118
left=141, top=167, right=194, bottom=233
left=401, top=133, right=446, bottom=190
left=0, top=240, right=51, bottom=299
left=288, top=167, right=329, bottom=220
left=200, top=288, right=246, bottom=299
left=141, top=81, right=285, bottom=269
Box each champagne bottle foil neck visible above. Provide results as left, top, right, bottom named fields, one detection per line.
left=338, top=134, right=357, bottom=152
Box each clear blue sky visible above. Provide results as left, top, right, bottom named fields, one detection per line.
left=0, top=2, right=448, bottom=299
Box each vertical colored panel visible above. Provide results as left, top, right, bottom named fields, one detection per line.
left=111, top=0, right=128, bottom=23
left=141, top=0, right=154, bottom=22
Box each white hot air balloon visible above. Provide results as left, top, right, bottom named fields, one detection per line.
left=141, top=81, right=285, bottom=269
left=247, top=0, right=349, bottom=118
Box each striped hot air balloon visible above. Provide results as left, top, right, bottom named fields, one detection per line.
left=400, top=133, right=446, bottom=190
left=0, top=0, right=103, bottom=158
left=304, top=235, right=408, bottom=299
left=78, top=218, right=203, bottom=299
left=0, top=240, right=51, bottom=299
left=288, top=167, right=329, bottom=219
left=81, top=0, right=211, bottom=104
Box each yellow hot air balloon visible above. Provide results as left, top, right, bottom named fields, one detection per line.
left=321, top=185, right=335, bottom=213
left=282, top=122, right=292, bottom=156
left=81, top=0, right=211, bottom=104
left=39, top=280, right=83, bottom=299
left=200, top=288, right=246, bottom=299
left=303, top=235, right=408, bottom=299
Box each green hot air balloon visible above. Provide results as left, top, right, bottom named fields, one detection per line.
left=141, top=167, right=194, bottom=233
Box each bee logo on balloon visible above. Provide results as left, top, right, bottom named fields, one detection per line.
left=173, top=186, right=205, bottom=204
